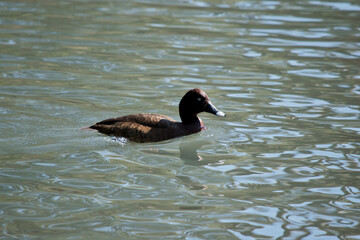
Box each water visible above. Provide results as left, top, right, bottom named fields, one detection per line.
left=1, top=0, right=359, bottom=239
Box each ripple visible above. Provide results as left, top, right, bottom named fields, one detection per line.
left=252, top=28, right=333, bottom=38
left=247, top=38, right=344, bottom=48
left=219, top=206, right=284, bottom=238
left=235, top=126, right=304, bottom=143
left=1, top=203, right=52, bottom=220
left=0, top=183, right=25, bottom=195
left=0, top=169, right=50, bottom=180
left=43, top=56, right=119, bottom=73
left=261, top=149, right=344, bottom=159
left=309, top=1, right=360, bottom=11
left=260, top=15, right=322, bottom=23
left=308, top=187, right=344, bottom=195
left=270, top=94, right=330, bottom=108
left=288, top=69, right=339, bottom=79
left=4, top=69, right=76, bottom=81
left=232, top=167, right=286, bottom=186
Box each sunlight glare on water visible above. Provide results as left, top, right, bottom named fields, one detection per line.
left=0, top=0, right=359, bottom=239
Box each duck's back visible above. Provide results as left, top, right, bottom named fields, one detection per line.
left=90, top=113, right=185, bottom=142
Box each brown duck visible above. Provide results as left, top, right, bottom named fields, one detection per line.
left=88, top=88, right=225, bottom=143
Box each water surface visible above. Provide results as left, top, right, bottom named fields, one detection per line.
left=0, top=0, right=359, bottom=239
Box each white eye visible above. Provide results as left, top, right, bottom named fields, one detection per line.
left=198, top=98, right=202, bottom=101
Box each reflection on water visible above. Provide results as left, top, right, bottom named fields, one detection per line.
left=1, top=0, right=360, bottom=239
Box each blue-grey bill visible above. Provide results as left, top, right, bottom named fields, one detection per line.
left=216, top=111, right=226, bottom=117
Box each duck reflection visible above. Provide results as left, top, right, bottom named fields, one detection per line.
left=140, top=139, right=216, bottom=165
left=141, top=139, right=214, bottom=190
left=179, top=140, right=209, bottom=163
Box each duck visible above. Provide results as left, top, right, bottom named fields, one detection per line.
left=87, top=88, right=225, bottom=143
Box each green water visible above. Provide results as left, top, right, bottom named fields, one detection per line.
left=1, top=0, right=359, bottom=239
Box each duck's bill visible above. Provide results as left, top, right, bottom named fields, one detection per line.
left=205, top=102, right=226, bottom=117
left=215, top=110, right=226, bottom=117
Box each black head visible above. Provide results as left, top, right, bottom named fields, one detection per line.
left=179, top=88, right=225, bottom=124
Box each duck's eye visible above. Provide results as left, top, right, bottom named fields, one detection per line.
left=198, top=98, right=202, bottom=102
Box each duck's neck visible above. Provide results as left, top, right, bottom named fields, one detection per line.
left=180, top=113, right=204, bottom=130
left=180, top=113, right=199, bottom=125
left=179, top=100, right=203, bottom=128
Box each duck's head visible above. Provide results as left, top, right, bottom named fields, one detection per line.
left=179, top=88, right=226, bottom=124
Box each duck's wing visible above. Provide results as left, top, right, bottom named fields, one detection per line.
left=93, top=113, right=176, bottom=128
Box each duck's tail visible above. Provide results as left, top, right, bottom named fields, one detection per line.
left=80, top=126, right=97, bottom=131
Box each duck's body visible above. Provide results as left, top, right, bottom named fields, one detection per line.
left=88, top=89, right=225, bottom=143
left=90, top=113, right=202, bottom=143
